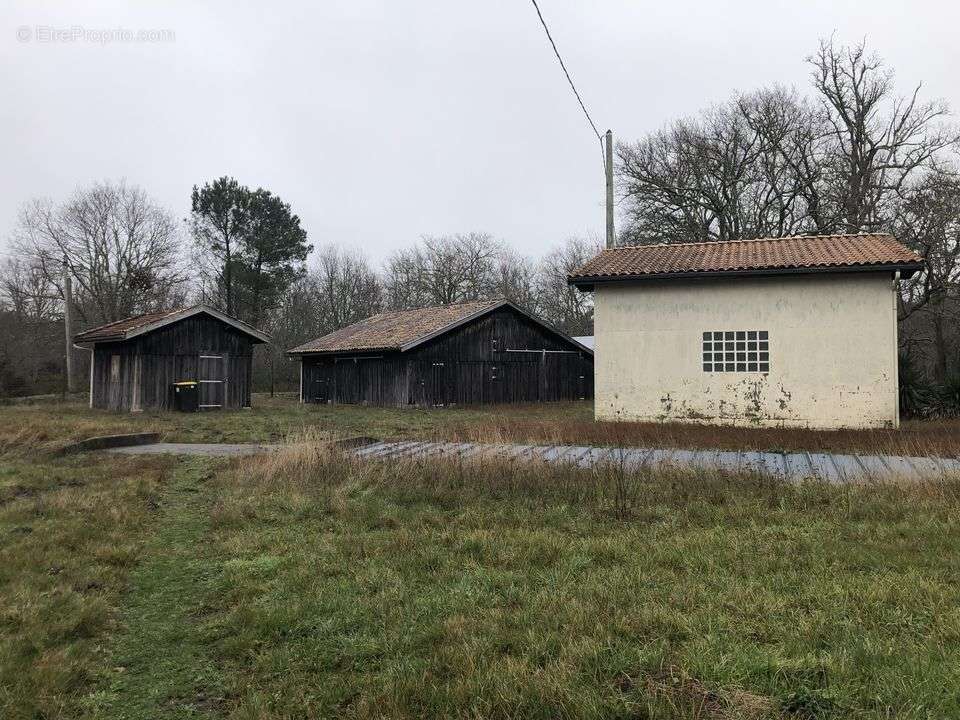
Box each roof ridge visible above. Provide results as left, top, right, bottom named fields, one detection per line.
left=606, top=232, right=894, bottom=251
left=287, top=298, right=510, bottom=354
left=75, top=304, right=270, bottom=344
left=368, top=298, right=504, bottom=317
left=77, top=306, right=185, bottom=334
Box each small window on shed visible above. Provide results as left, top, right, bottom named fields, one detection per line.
left=702, top=331, right=769, bottom=373
left=110, top=354, right=121, bottom=382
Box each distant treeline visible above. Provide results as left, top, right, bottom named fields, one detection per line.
left=2, top=37, right=958, bottom=399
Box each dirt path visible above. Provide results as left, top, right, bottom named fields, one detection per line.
left=88, top=457, right=227, bottom=719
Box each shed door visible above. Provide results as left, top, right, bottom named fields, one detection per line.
left=431, top=362, right=449, bottom=407
left=199, top=354, right=225, bottom=409
left=313, top=371, right=330, bottom=403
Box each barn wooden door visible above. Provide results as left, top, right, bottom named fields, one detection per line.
left=313, top=376, right=329, bottom=403
left=431, top=362, right=448, bottom=406
left=199, top=354, right=226, bottom=409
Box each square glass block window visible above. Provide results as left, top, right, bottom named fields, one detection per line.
left=702, top=331, right=770, bottom=373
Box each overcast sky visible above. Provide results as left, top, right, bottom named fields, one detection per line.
left=2, top=0, right=958, bottom=264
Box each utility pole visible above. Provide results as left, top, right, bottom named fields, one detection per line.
left=605, top=129, right=615, bottom=248
left=62, top=256, right=75, bottom=394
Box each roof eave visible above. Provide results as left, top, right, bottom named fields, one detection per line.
left=568, top=262, right=924, bottom=290
left=72, top=335, right=122, bottom=346
left=287, top=347, right=397, bottom=357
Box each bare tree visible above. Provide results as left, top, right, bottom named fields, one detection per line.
left=617, top=39, right=958, bottom=244
left=254, top=245, right=383, bottom=391
left=384, top=232, right=504, bottom=308
left=310, top=245, right=383, bottom=331
left=895, top=174, right=960, bottom=379
left=809, top=38, right=959, bottom=233
left=0, top=257, right=57, bottom=322
left=737, top=87, right=826, bottom=235
left=14, top=180, right=187, bottom=326
left=618, top=89, right=823, bottom=244
left=535, top=235, right=602, bottom=336
left=495, top=249, right=540, bottom=312
left=0, top=258, right=64, bottom=396
left=382, top=245, right=428, bottom=310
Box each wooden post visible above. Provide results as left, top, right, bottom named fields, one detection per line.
left=62, top=256, right=75, bottom=393
left=605, top=129, right=615, bottom=248
left=131, top=355, right=142, bottom=412
left=539, top=349, right=547, bottom=402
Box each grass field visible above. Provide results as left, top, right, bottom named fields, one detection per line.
left=3, top=399, right=960, bottom=718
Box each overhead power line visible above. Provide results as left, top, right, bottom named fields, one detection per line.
left=529, top=0, right=602, bottom=142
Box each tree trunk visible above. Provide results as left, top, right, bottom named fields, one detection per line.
left=224, top=232, right=233, bottom=316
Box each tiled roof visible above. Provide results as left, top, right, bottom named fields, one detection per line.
left=568, top=233, right=924, bottom=287
left=73, top=305, right=271, bottom=344
left=288, top=299, right=507, bottom=354
left=73, top=309, right=186, bottom=343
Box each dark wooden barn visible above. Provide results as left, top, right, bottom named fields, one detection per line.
left=73, top=305, right=270, bottom=412
left=288, top=299, right=593, bottom=407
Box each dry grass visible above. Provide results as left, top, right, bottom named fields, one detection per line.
left=0, top=408, right=163, bottom=455
left=4, top=396, right=960, bottom=459
left=642, top=665, right=775, bottom=719
left=439, top=413, right=960, bottom=458
left=233, top=437, right=960, bottom=519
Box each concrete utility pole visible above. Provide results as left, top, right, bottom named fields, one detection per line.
left=604, top=129, right=615, bottom=248
left=62, top=256, right=75, bottom=393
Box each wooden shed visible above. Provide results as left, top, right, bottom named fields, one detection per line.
left=288, top=299, right=593, bottom=407
left=74, top=305, right=270, bottom=412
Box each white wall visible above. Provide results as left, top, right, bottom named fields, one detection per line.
left=593, top=273, right=899, bottom=429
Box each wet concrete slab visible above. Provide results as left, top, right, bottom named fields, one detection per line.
left=109, top=439, right=960, bottom=483
left=109, top=442, right=279, bottom=457
left=349, top=441, right=960, bottom=483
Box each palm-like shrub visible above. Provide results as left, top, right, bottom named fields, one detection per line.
left=899, top=353, right=931, bottom=419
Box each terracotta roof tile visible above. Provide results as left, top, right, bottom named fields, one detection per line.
left=73, top=308, right=187, bottom=343
left=568, top=233, right=923, bottom=286
left=73, top=305, right=271, bottom=344
left=288, top=299, right=505, bottom=354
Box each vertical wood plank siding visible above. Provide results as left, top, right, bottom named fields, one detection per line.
left=300, top=306, right=593, bottom=407
left=90, top=314, right=257, bottom=411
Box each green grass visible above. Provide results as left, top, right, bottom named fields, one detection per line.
left=4, top=406, right=960, bottom=717
left=175, top=449, right=960, bottom=718
left=84, top=458, right=227, bottom=719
